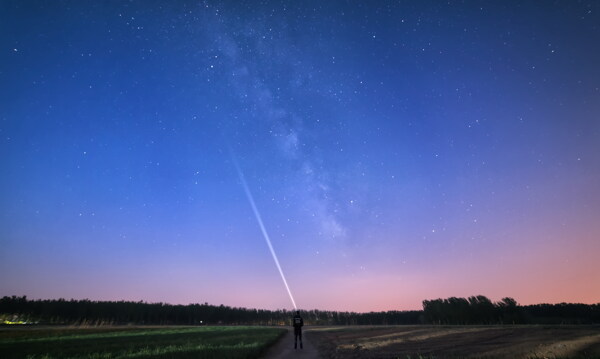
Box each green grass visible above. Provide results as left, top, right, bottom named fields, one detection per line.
left=0, top=326, right=286, bottom=359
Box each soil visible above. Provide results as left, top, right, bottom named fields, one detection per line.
left=303, top=325, right=600, bottom=359
left=261, top=327, right=321, bottom=359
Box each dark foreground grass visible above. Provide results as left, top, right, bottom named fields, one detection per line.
left=0, top=326, right=286, bottom=359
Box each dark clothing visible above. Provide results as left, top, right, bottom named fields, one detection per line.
left=292, top=314, right=303, bottom=349
left=294, top=326, right=302, bottom=340
left=293, top=314, right=304, bottom=329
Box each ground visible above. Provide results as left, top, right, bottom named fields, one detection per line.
left=262, top=327, right=321, bottom=359
left=0, top=325, right=284, bottom=359
left=3, top=325, right=599, bottom=358
left=264, top=325, right=600, bottom=359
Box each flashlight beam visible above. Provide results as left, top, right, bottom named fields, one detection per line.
left=229, top=153, right=298, bottom=310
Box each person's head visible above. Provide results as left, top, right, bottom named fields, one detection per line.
left=296, top=310, right=300, bottom=315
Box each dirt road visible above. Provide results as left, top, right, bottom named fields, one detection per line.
left=261, top=327, right=321, bottom=359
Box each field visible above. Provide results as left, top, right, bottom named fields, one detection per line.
left=3, top=325, right=600, bottom=359
left=306, top=325, right=600, bottom=359
left=0, top=326, right=286, bottom=359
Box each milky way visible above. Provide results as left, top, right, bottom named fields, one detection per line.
left=1, top=1, right=599, bottom=311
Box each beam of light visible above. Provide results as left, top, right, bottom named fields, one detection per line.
left=229, top=151, right=298, bottom=310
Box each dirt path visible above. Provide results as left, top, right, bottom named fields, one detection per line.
left=261, top=328, right=321, bottom=359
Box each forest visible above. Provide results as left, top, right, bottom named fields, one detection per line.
left=422, top=295, right=600, bottom=324
left=1, top=295, right=598, bottom=326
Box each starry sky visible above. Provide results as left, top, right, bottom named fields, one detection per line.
left=1, top=1, right=599, bottom=312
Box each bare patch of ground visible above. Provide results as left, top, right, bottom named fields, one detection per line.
left=261, top=327, right=321, bottom=359
left=306, top=325, right=600, bottom=359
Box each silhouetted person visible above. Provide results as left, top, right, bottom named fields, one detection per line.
left=292, top=310, right=304, bottom=349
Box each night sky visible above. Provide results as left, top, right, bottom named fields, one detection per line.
left=1, top=1, right=599, bottom=312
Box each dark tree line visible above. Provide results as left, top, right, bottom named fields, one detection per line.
left=523, top=302, right=600, bottom=324
left=0, top=296, right=420, bottom=325
left=2, top=295, right=598, bottom=326
left=422, top=295, right=600, bottom=324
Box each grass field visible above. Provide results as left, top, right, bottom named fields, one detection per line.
left=306, top=325, right=600, bottom=359
left=0, top=326, right=286, bottom=359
